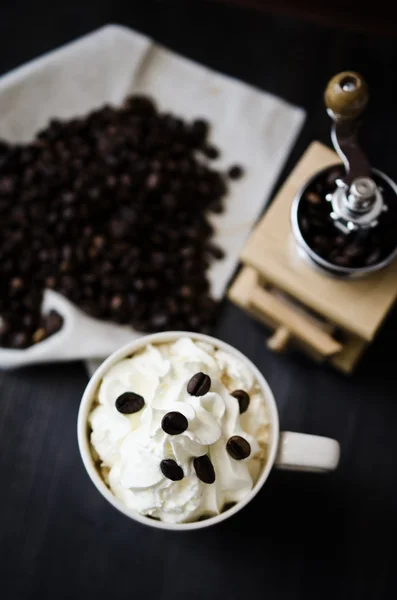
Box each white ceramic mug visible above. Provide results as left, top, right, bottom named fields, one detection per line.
left=77, top=332, right=340, bottom=531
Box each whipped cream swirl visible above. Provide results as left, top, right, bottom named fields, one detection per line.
left=89, top=337, right=269, bottom=523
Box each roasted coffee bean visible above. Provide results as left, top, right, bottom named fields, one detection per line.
left=124, top=95, right=157, bottom=116
left=187, top=372, right=211, bottom=396
left=45, top=276, right=57, bottom=289
left=9, top=331, right=29, bottom=349
left=0, top=176, right=16, bottom=194
left=162, top=193, right=177, bottom=210
left=10, top=277, right=24, bottom=293
left=187, top=314, right=201, bottom=330
left=365, top=248, right=381, bottom=266
left=211, top=201, right=224, bottom=214
left=193, top=455, right=216, bottom=484
left=191, top=118, right=209, bottom=142
left=92, top=235, right=106, bottom=249
left=344, top=244, right=364, bottom=259
left=146, top=277, right=158, bottom=292
left=307, top=216, right=326, bottom=231
left=226, top=436, right=251, bottom=460
left=0, top=139, right=9, bottom=156
left=60, top=259, right=72, bottom=273
left=166, top=297, right=178, bottom=314
left=59, top=275, right=76, bottom=292
left=32, top=328, right=47, bottom=344
left=61, top=191, right=76, bottom=205
left=314, top=179, right=325, bottom=194
left=170, top=179, right=182, bottom=193
left=0, top=320, right=10, bottom=338
left=312, top=234, right=329, bottom=253
left=161, top=411, right=189, bottom=435
left=120, top=173, right=132, bottom=187
left=109, top=219, right=127, bottom=239
left=334, top=235, right=346, bottom=248
left=332, top=254, right=351, bottom=267
left=21, top=313, right=36, bottom=331
left=105, top=174, right=117, bottom=188
left=146, top=173, right=160, bottom=190
left=150, top=313, right=168, bottom=329
left=203, top=145, right=220, bottom=160
left=133, top=279, right=145, bottom=292
left=231, top=390, right=250, bottom=414
left=152, top=251, right=166, bottom=268
left=179, top=285, right=193, bottom=299
left=115, top=392, right=145, bottom=414
left=160, top=459, right=184, bottom=481
left=110, top=295, right=124, bottom=311
left=306, top=192, right=322, bottom=205
left=206, top=244, right=225, bottom=260
left=228, top=165, right=244, bottom=180
left=43, top=310, right=63, bottom=335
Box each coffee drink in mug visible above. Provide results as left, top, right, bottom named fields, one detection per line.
left=77, top=332, right=340, bottom=530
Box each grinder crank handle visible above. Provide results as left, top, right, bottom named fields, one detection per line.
left=324, top=71, right=371, bottom=187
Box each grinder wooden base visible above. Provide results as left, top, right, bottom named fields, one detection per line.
left=228, top=142, right=397, bottom=373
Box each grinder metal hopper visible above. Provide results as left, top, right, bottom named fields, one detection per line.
left=228, top=73, right=397, bottom=373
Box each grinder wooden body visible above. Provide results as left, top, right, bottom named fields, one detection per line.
left=228, top=142, right=397, bottom=373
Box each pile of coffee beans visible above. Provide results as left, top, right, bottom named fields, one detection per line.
left=0, top=95, right=244, bottom=349
left=298, top=166, right=397, bottom=270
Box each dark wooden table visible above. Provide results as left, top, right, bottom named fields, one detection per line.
left=1, top=1, right=397, bottom=598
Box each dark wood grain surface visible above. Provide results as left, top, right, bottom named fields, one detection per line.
left=215, top=0, right=397, bottom=34
left=1, top=1, right=397, bottom=598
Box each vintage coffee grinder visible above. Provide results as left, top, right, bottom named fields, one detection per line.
left=229, top=72, right=397, bottom=372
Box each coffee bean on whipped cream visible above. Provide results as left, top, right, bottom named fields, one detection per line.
left=115, top=392, right=145, bottom=414
left=187, top=372, right=211, bottom=396
left=193, top=455, right=216, bottom=484
left=161, top=411, right=188, bottom=435
left=231, top=389, right=250, bottom=414
left=160, top=459, right=184, bottom=481
left=226, top=436, right=251, bottom=460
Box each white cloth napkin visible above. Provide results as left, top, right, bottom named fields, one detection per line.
left=0, top=25, right=305, bottom=372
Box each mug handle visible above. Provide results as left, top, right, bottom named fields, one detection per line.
left=275, top=431, right=340, bottom=472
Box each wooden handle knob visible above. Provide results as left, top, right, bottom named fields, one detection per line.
left=267, top=326, right=290, bottom=353
left=324, top=72, right=368, bottom=119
